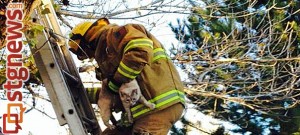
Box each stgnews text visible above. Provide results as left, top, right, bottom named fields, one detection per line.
left=2, top=2, right=28, bottom=134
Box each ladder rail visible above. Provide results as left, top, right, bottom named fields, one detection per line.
left=28, top=0, right=102, bottom=134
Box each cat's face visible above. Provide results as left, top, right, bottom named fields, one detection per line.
left=120, top=89, right=139, bottom=105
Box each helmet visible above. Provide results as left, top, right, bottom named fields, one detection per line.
left=69, top=18, right=110, bottom=55
left=68, top=21, right=93, bottom=53
left=71, top=21, right=93, bottom=38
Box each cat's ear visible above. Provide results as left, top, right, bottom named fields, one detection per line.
left=120, top=92, right=125, bottom=97
left=132, top=89, right=138, bottom=95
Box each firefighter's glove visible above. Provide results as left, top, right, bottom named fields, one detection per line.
left=106, top=78, right=122, bottom=95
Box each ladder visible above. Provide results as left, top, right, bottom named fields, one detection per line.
left=29, top=0, right=102, bottom=134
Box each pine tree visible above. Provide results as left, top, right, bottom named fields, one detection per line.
left=170, top=0, right=300, bottom=134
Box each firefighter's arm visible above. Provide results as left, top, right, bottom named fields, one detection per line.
left=108, top=38, right=153, bottom=93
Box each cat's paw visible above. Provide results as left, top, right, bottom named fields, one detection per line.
left=148, top=103, right=155, bottom=110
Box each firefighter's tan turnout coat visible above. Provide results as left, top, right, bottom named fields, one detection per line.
left=84, top=23, right=185, bottom=120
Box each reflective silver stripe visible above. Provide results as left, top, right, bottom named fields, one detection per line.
left=131, top=90, right=185, bottom=118
left=124, top=38, right=153, bottom=53
left=153, top=48, right=169, bottom=62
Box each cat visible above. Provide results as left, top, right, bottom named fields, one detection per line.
left=97, top=79, right=155, bottom=130
left=119, top=79, right=156, bottom=123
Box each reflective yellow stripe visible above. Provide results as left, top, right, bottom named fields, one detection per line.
left=108, top=81, right=120, bottom=92
left=133, top=96, right=182, bottom=118
left=117, top=61, right=141, bottom=79
left=131, top=90, right=185, bottom=118
left=131, top=90, right=185, bottom=111
left=86, top=87, right=99, bottom=103
left=92, top=87, right=97, bottom=95
left=124, top=38, right=153, bottom=52
left=131, top=90, right=179, bottom=111
left=153, top=48, right=169, bottom=62
left=153, top=48, right=165, bottom=54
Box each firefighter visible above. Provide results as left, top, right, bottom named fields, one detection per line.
left=69, top=18, right=185, bottom=135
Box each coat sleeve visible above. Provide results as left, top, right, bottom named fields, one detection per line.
left=107, top=24, right=153, bottom=93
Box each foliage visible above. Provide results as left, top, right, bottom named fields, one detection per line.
left=24, top=23, right=45, bottom=47
left=170, top=0, right=300, bottom=134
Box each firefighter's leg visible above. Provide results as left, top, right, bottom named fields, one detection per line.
left=132, top=103, right=184, bottom=135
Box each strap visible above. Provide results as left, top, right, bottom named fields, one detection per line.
left=70, top=33, right=83, bottom=40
